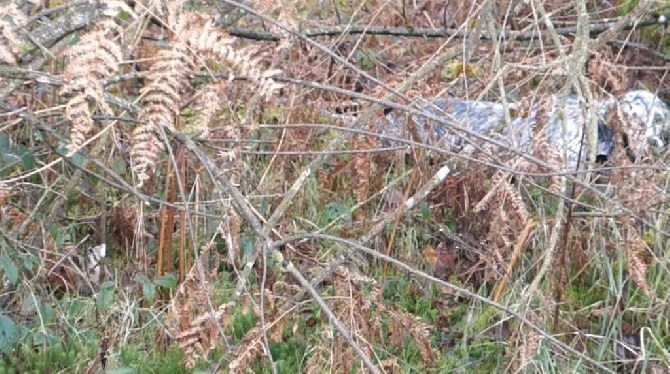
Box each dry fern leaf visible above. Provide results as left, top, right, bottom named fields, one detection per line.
left=133, top=47, right=192, bottom=186
left=65, top=94, right=96, bottom=156
left=60, top=17, right=125, bottom=156
left=191, top=81, right=227, bottom=138
left=622, top=218, right=657, bottom=301
left=0, top=3, right=27, bottom=64
left=131, top=11, right=283, bottom=187
left=178, top=13, right=283, bottom=99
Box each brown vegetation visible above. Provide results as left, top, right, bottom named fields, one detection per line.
left=0, top=0, right=669, bottom=372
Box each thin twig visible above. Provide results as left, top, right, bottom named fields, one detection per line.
left=220, top=16, right=669, bottom=42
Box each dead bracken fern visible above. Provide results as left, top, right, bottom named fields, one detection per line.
left=60, top=2, right=135, bottom=156
left=164, top=248, right=226, bottom=370
left=620, top=218, right=657, bottom=301
left=133, top=46, right=192, bottom=186
left=250, top=0, right=299, bottom=52
left=506, top=311, right=543, bottom=372
left=0, top=3, right=27, bottom=65
left=301, top=266, right=438, bottom=372
left=193, top=265, right=439, bottom=372
left=474, top=158, right=530, bottom=227
left=131, top=10, right=282, bottom=187
left=191, top=81, right=227, bottom=139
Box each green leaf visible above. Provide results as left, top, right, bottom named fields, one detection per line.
left=0, top=134, right=9, bottom=152
left=39, top=303, right=56, bottom=325
left=68, top=34, right=80, bottom=46
left=32, top=329, right=58, bottom=346
left=259, top=199, right=269, bottom=215
left=0, top=314, right=18, bottom=354
left=142, top=282, right=155, bottom=302
left=21, top=295, right=40, bottom=314
left=19, top=252, right=39, bottom=272
left=420, top=202, right=431, bottom=221
left=239, top=236, right=255, bottom=264
left=111, top=157, right=127, bottom=176
left=117, top=10, right=131, bottom=21
left=322, top=202, right=351, bottom=225
left=63, top=299, right=84, bottom=319
left=20, top=151, right=35, bottom=171
left=0, top=255, right=18, bottom=285
left=57, top=143, right=88, bottom=168
left=154, top=274, right=178, bottom=289
left=47, top=224, right=64, bottom=250
left=97, top=281, right=116, bottom=310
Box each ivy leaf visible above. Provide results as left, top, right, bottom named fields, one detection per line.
left=57, top=143, right=88, bottom=168
left=322, top=202, right=351, bottom=226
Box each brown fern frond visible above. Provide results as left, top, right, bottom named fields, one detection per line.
left=350, top=134, right=375, bottom=211
left=0, top=3, right=27, bottom=64
left=178, top=13, right=283, bottom=99
left=166, top=0, right=188, bottom=26
left=229, top=337, right=266, bottom=373
left=227, top=282, right=300, bottom=372
left=165, top=258, right=228, bottom=369
left=60, top=17, right=125, bottom=156
left=527, top=96, right=565, bottom=195
left=130, top=122, right=164, bottom=187
left=474, top=170, right=508, bottom=213
left=621, top=218, right=657, bottom=301
left=65, top=94, right=95, bottom=156
left=133, top=47, right=192, bottom=186
left=129, top=10, right=283, bottom=186
left=588, top=49, right=628, bottom=96
left=251, top=0, right=298, bottom=50
left=516, top=329, right=541, bottom=371
left=192, top=81, right=227, bottom=138
left=382, top=306, right=438, bottom=366
left=506, top=311, right=543, bottom=373
left=501, top=176, right=530, bottom=225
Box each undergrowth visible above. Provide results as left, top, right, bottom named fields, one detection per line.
left=0, top=0, right=670, bottom=373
